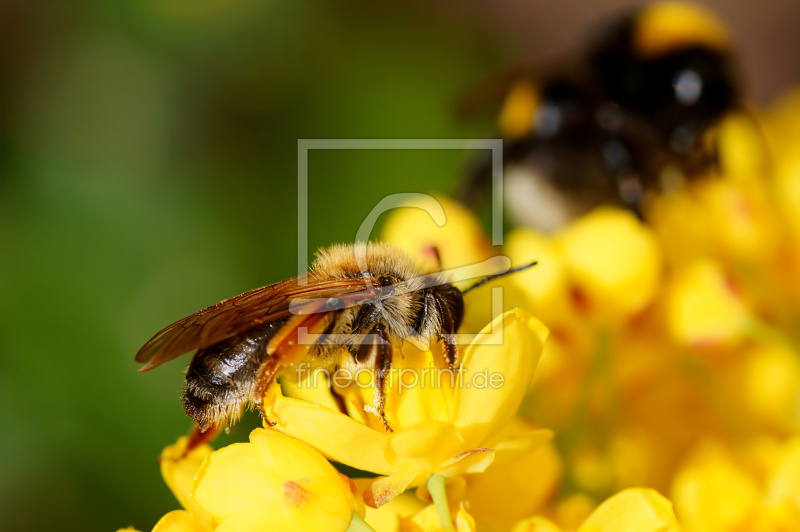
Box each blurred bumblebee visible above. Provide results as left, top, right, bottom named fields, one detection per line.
left=460, top=1, right=741, bottom=231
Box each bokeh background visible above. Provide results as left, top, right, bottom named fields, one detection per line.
left=1, top=1, right=798, bottom=530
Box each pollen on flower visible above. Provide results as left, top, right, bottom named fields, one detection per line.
left=283, top=479, right=310, bottom=507
left=365, top=485, right=395, bottom=508
left=452, top=448, right=492, bottom=461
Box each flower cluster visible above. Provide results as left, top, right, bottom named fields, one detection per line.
left=382, top=94, right=800, bottom=530
left=123, top=42, right=800, bottom=532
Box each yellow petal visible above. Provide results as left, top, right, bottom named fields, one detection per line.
left=192, top=428, right=359, bottom=532
left=281, top=370, right=342, bottom=412
left=703, top=179, right=780, bottom=262
left=388, top=344, right=454, bottom=428
left=578, top=488, right=681, bottom=532
left=263, top=381, right=401, bottom=476
left=734, top=504, right=800, bottom=532
left=386, top=422, right=464, bottom=472
left=716, top=112, right=772, bottom=182
left=556, top=208, right=661, bottom=323
left=159, top=437, right=215, bottom=526
left=465, top=424, right=560, bottom=529
left=151, top=510, right=213, bottom=532
left=504, top=228, right=572, bottom=326
left=436, top=448, right=495, bottom=478
left=571, top=447, right=615, bottom=497
left=736, top=343, right=800, bottom=433
left=364, top=492, right=427, bottom=532
left=667, top=260, right=750, bottom=348
left=765, top=437, right=800, bottom=509
left=511, top=517, right=562, bottom=532
left=671, top=442, right=759, bottom=532
left=775, top=151, right=800, bottom=242
left=398, top=502, right=476, bottom=532
left=362, top=472, right=429, bottom=509
left=452, top=309, right=547, bottom=449
left=555, top=494, right=596, bottom=531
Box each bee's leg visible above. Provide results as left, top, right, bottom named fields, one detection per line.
left=330, top=387, right=349, bottom=416
left=432, top=291, right=460, bottom=369
left=443, top=334, right=459, bottom=369
left=359, top=323, right=394, bottom=433
left=253, top=357, right=282, bottom=427
left=186, top=424, right=221, bottom=452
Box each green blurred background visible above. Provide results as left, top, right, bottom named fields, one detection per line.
left=1, top=1, right=798, bottom=530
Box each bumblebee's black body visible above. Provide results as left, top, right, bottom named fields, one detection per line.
left=588, top=11, right=738, bottom=162
left=462, top=4, right=739, bottom=226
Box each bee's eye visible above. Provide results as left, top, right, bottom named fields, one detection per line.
left=377, top=276, right=392, bottom=287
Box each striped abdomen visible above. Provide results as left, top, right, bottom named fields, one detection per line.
left=183, top=318, right=288, bottom=430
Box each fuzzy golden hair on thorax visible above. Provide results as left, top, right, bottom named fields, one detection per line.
left=311, top=242, right=425, bottom=282
left=309, top=242, right=453, bottom=344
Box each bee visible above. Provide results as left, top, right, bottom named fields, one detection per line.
left=459, top=1, right=740, bottom=231
left=136, top=242, right=531, bottom=437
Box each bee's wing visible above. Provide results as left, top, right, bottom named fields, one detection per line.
left=135, top=275, right=374, bottom=372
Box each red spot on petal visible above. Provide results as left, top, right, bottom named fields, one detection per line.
left=423, top=246, right=441, bottom=267
left=283, top=480, right=309, bottom=507
left=340, top=473, right=358, bottom=496
left=551, top=326, right=571, bottom=346
left=570, top=286, right=591, bottom=314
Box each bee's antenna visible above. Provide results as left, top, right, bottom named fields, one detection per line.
left=462, top=261, right=538, bottom=294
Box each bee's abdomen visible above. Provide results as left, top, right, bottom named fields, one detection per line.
left=183, top=319, right=288, bottom=430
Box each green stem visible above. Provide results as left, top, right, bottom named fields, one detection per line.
left=427, top=474, right=455, bottom=531
left=346, top=512, right=376, bottom=532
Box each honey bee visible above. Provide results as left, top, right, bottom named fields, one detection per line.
left=137, top=243, right=530, bottom=436
left=459, top=1, right=740, bottom=231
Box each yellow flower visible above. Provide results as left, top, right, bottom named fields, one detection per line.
left=462, top=419, right=562, bottom=531
left=510, top=517, right=562, bottom=532
left=503, top=228, right=572, bottom=329
left=577, top=488, right=681, bottom=532
left=149, top=429, right=364, bottom=532
left=511, top=488, right=681, bottom=532
left=671, top=438, right=800, bottom=532
left=722, top=341, right=800, bottom=434
left=398, top=502, right=476, bottom=532
left=191, top=428, right=363, bottom=532
left=363, top=492, right=427, bottom=532
left=262, top=309, right=549, bottom=508
left=158, top=436, right=215, bottom=528
left=554, top=208, right=662, bottom=326
left=666, top=260, right=750, bottom=349
left=716, top=112, right=772, bottom=182
left=151, top=511, right=212, bottom=532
